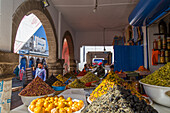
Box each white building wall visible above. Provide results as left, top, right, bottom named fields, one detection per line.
left=75, top=31, right=123, bottom=62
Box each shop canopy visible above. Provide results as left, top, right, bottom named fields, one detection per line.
left=128, top=0, right=170, bottom=26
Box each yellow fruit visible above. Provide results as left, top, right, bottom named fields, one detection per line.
left=59, top=108, right=66, bottom=113
left=58, top=101, right=65, bottom=108
left=67, top=97, right=72, bottom=101
left=51, top=108, right=59, bottom=113
left=45, top=107, right=51, bottom=113
left=66, top=108, right=72, bottom=113
left=44, top=101, right=49, bottom=108
left=29, top=105, right=36, bottom=112
left=36, top=101, right=44, bottom=107
left=68, top=101, right=73, bottom=106
left=34, top=106, right=45, bottom=113
left=48, top=103, right=55, bottom=110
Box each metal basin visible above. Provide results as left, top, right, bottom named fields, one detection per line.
left=139, top=81, right=170, bottom=107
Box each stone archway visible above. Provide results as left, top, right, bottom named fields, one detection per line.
left=62, top=31, right=76, bottom=71
left=12, top=0, right=63, bottom=75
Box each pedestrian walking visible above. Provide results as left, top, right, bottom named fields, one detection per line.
left=19, top=67, right=25, bottom=82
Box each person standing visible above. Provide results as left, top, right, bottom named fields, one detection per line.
left=31, top=65, right=36, bottom=79
left=93, top=63, right=105, bottom=78
left=44, top=64, right=49, bottom=79
left=35, top=62, right=46, bottom=81
left=14, top=65, right=20, bottom=80
left=19, top=67, right=25, bottom=82
left=82, top=64, right=89, bottom=72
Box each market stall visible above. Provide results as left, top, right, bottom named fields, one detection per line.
left=10, top=62, right=170, bottom=113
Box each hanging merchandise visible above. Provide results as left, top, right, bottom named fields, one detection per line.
left=153, top=39, right=158, bottom=50
left=165, top=50, right=169, bottom=63
left=158, top=36, right=162, bottom=49
left=162, top=35, right=167, bottom=49
left=160, top=50, right=165, bottom=63
left=158, top=20, right=167, bottom=34
left=167, top=37, right=170, bottom=49
left=133, top=26, right=138, bottom=43
left=152, top=50, right=160, bottom=65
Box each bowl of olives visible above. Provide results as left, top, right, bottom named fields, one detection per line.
left=139, top=81, right=170, bottom=107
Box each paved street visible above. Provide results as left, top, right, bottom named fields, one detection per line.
left=11, top=75, right=26, bottom=110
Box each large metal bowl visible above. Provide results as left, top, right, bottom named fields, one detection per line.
left=139, top=81, right=170, bottom=107
left=19, top=93, right=55, bottom=106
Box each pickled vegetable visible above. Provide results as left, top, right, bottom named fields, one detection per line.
left=141, top=62, right=170, bottom=87
left=69, top=79, right=85, bottom=88
left=52, top=80, right=65, bottom=86
left=56, top=74, right=68, bottom=83
left=79, top=72, right=100, bottom=83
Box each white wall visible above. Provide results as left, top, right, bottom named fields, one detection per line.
left=0, top=0, right=13, bottom=51
left=75, top=30, right=123, bottom=62
left=60, top=15, right=75, bottom=59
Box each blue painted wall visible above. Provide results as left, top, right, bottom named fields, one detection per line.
left=114, top=45, right=144, bottom=71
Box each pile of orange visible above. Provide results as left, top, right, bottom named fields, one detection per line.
left=29, top=95, right=84, bottom=113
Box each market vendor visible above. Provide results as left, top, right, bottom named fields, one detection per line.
left=82, top=64, right=89, bottom=72
left=93, top=62, right=105, bottom=77
left=103, top=64, right=114, bottom=79
left=35, top=62, right=46, bottom=81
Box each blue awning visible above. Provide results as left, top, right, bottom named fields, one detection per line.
left=128, top=0, right=170, bottom=26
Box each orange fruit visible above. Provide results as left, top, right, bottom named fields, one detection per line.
left=58, top=101, right=65, bottom=108
left=48, top=103, right=55, bottom=110
left=34, top=106, right=45, bottom=113
left=51, top=108, right=59, bottom=113
left=59, top=108, right=66, bottom=113
left=68, top=101, right=73, bottom=106
left=67, top=97, right=72, bottom=101
left=29, top=105, right=36, bottom=112
left=36, top=101, right=44, bottom=107
left=44, top=101, right=49, bottom=108
left=66, top=107, right=72, bottom=113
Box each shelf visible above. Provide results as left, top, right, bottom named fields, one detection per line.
left=153, top=33, right=170, bottom=35
left=156, top=62, right=167, bottom=64
left=154, top=49, right=170, bottom=51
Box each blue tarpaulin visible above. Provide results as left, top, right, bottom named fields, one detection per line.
left=114, top=45, right=144, bottom=72
left=128, top=0, right=170, bottom=26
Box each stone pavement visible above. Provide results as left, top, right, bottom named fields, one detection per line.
left=11, top=75, right=26, bottom=110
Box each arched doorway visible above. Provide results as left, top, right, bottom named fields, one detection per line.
left=20, top=57, right=27, bottom=70
left=62, top=31, right=76, bottom=72
left=29, top=58, right=34, bottom=68
left=12, top=1, right=59, bottom=75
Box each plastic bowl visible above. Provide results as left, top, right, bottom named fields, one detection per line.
left=28, top=99, right=85, bottom=113
left=19, top=93, right=54, bottom=106
left=52, top=85, right=66, bottom=91
left=139, top=81, right=170, bottom=107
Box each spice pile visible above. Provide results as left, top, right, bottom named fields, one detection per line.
left=89, top=72, right=149, bottom=103
left=56, top=74, right=68, bottom=83
left=52, top=80, right=65, bottom=86
left=141, top=62, right=170, bottom=87
left=79, top=72, right=100, bottom=83
left=19, top=77, right=55, bottom=96
left=29, top=95, right=84, bottom=113
left=69, top=79, right=86, bottom=88
left=83, top=85, right=158, bottom=113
